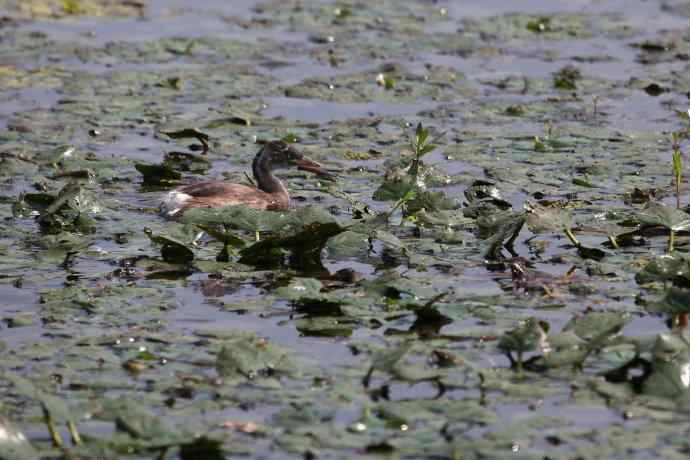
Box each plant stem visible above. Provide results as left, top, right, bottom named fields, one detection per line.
left=673, top=134, right=683, bottom=209
left=564, top=227, right=580, bottom=247
left=42, top=406, right=63, bottom=448
left=669, top=229, right=676, bottom=253
left=68, top=421, right=82, bottom=445
left=478, top=373, right=487, bottom=407
left=608, top=235, right=620, bottom=250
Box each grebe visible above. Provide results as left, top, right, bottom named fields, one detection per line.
left=161, top=141, right=334, bottom=218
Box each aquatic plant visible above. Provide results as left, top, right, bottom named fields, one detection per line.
left=672, top=132, right=683, bottom=209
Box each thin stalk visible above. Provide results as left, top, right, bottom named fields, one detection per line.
left=67, top=421, right=82, bottom=445
left=42, top=407, right=63, bottom=448
left=669, top=229, right=676, bottom=254
left=564, top=227, right=580, bottom=247
left=608, top=235, right=620, bottom=250
left=673, top=134, right=683, bottom=209
left=409, top=157, right=420, bottom=183
left=478, top=373, right=487, bottom=407
left=387, top=191, right=415, bottom=219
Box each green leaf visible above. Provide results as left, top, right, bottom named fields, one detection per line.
left=33, top=144, right=76, bottom=166
left=144, top=226, right=198, bottom=264
left=2, top=373, right=75, bottom=424
left=650, top=288, right=690, bottom=315
left=562, top=311, right=630, bottom=346
left=135, top=162, right=182, bottom=186
left=239, top=221, right=343, bottom=271
left=524, top=201, right=572, bottom=233
left=182, top=204, right=300, bottom=233
left=0, top=416, right=38, bottom=460
left=215, top=331, right=300, bottom=380
left=526, top=16, right=551, bottom=33
left=372, top=176, right=415, bottom=201
left=35, top=182, right=81, bottom=225
left=160, top=128, right=210, bottom=153
left=163, top=151, right=212, bottom=173
left=415, top=122, right=428, bottom=148
left=104, top=397, right=181, bottom=441
left=533, top=136, right=546, bottom=152
left=636, top=255, right=690, bottom=286
left=638, top=203, right=690, bottom=232
left=196, top=225, right=246, bottom=248
left=180, top=437, right=225, bottom=460
left=673, top=150, right=682, bottom=180
left=295, top=317, right=354, bottom=337
left=498, top=318, right=549, bottom=355
left=418, top=144, right=436, bottom=156
left=576, top=245, right=607, bottom=261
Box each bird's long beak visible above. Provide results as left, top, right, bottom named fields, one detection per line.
left=296, top=157, right=337, bottom=181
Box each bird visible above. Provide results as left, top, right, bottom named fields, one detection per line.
left=160, top=141, right=335, bottom=218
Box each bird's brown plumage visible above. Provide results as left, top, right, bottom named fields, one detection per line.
left=175, top=181, right=288, bottom=213
left=160, top=141, right=334, bottom=218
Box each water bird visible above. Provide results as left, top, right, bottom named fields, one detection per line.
left=161, top=141, right=334, bottom=218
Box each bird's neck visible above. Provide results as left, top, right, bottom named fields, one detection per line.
left=252, top=151, right=289, bottom=201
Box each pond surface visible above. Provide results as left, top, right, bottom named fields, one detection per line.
left=1, top=0, right=690, bottom=458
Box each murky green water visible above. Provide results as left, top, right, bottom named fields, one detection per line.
left=1, top=0, right=690, bottom=458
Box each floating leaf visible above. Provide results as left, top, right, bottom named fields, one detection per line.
left=135, top=162, right=183, bottom=186
left=638, top=334, right=690, bottom=399
left=0, top=416, right=38, bottom=460
left=477, top=211, right=526, bottom=259
left=144, top=226, right=198, bottom=264
left=163, top=151, right=212, bottom=173
left=638, top=203, right=690, bottom=232
left=239, top=221, right=343, bottom=272
left=404, top=190, right=457, bottom=214
left=295, top=317, right=354, bottom=337
left=499, top=318, right=549, bottom=356
left=180, top=437, right=225, bottom=460
left=35, top=182, right=81, bottom=225
left=216, top=331, right=299, bottom=380
left=160, top=128, right=210, bottom=154
left=372, top=175, right=415, bottom=201
left=181, top=204, right=301, bottom=234
left=364, top=342, right=414, bottom=387
left=33, top=144, right=76, bottom=166
left=524, top=201, right=572, bottom=233
left=636, top=255, right=690, bottom=287
left=650, top=288, right=690, bottom=315
left=562, top=311, right=630, bottom=347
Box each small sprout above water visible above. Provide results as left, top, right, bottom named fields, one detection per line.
left=376, top=73, right=395, bottom=90
left=333, top=6, right=351, bottom=22
left=533, top=136, right=546, bottom=152
left=498, top=318, right=549, bottom=374
left=408, top=122, right=444, bottom=181
left=281, top=132, right=300, bottom=144
left=526, top=16, right=551, bottom=33
left=553, top=65, right=582, bottom=91
left=672, top=132, right=683, bottom=209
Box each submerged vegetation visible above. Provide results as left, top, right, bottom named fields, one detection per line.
left=2, top=0, right=690, bottom=458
